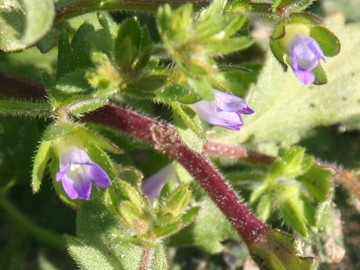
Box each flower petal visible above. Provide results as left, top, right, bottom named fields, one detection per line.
left=214, top=90, right=252, bottom=113
left=190, top=101, right=243, bottom=130
left=293, top=69, right=315, bottom=85
left=56, top=162, right=70, bottom=182
left=142, top=164, right=177, bottom=200
left=88, top=163, right=112, bottom=188
left=61, top=172, right=92, bottom=200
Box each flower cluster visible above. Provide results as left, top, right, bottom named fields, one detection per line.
left=287, top=35, right=325, bottom=85
left=56, top=147, right=111, bottom=200
left=189, top=90, right=254, bottom=130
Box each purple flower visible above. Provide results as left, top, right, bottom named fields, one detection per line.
left=189, top=90, right=254, bottom=130
left=56, top=147, right=111, bottom=200
left=142, top=164, right=177, bottom=200
left=287, top=34, right=325, bottom=85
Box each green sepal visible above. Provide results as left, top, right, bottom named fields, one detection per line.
left=273, top=0, right=316, bottom=12
left=43, top=122, right=121, bottom=154
left=270, top=40, right=288, bottom=71
left=249, top=182, right=269, bottom=204
left=115, top=180, right=146, bottom=210
left=187, top=77, right=214, bottom=100
left=288, top=13, right=322, bottom=26
left=281, top=147, right=314, bottom=177
left=154, top=206, right=199, bottom=238
left=272, top=0, right=294, bottom=9
left=86, top=143, right=117, bottom=181
left=199, top=0, right=226, bottom=20
left=203, top=37, right=254, bottom=56
left=297, top=165, right=333, bottom=202
left=115, top=164, right=144, bottom=188
left=271, top=21, right=286, bottom=40
left=248, top=229, right=318, bottom=270
left=314, top=192, right=335, bottom=235
left=196, top=12, right=247, bottom=42
left=310, top=26, right=341, bottom=57
left=158, top=180, right=176, bottom=201
left=172, top=102, right=205, bottom=153
left=159, top=184, right=192, bottom=218
left=256, top=193, right=272, bottom=222
left=31, top=140, right=53, bottom=193
left=312, top=64, right=327, bottom=85
left=154, top=220, right=182, bottom=238
left=119, top=201, right=150, bottom=234
left=277, top=186, right=316, bottom=237
left=154, top=84, right=196, bottom=103
left=284, top=0, right=317, bottom=13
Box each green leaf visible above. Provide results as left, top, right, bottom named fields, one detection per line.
left=311, top=26, right=340, bottom=57
left=114, top=18, right=142, bottom=72
left=31, top=140, right=52, bottom=193
left=67, top=98, right=109, bottom=117
left=297, top=165, right=333, bottom=202
left=0, top=99, right=51, bottom=117
left=20, top=0, right=54, bottom=45
left=212, top=15, right=360, bottom=144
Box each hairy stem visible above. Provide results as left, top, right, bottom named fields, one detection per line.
left=56, top=0, right=212, bottom=21
left=0, top=190, right=65, bottom=250
left=83, top=105, right=269, bottom=244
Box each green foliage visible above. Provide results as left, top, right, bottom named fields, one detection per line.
left=248, top=229, right=318, bottom=270
left=0, top=0, right=356, bottom=269
left=248, top=143, right=332, bottom=237
left=0, top=0, right=54, bottom=51
left=157, top=0, right=253, bottom=100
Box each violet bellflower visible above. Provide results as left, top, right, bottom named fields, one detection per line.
left=56, top=147, right=111, bottom=200
left=189, top=90, right=254, bottom=130
left=142, top=164, right=178, bottom=200
left=287, top=34, right=325, bottom=85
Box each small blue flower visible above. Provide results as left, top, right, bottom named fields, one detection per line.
left=56, top=147, right=111, bottom=200
left=189, top=90, right=254, bottom=130
left=142, top=164, right=177, bottom=200
left=287, top=35, right=325, bottom=85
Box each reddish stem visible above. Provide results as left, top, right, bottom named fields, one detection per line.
left=82, top=105, right=269, bottom=243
